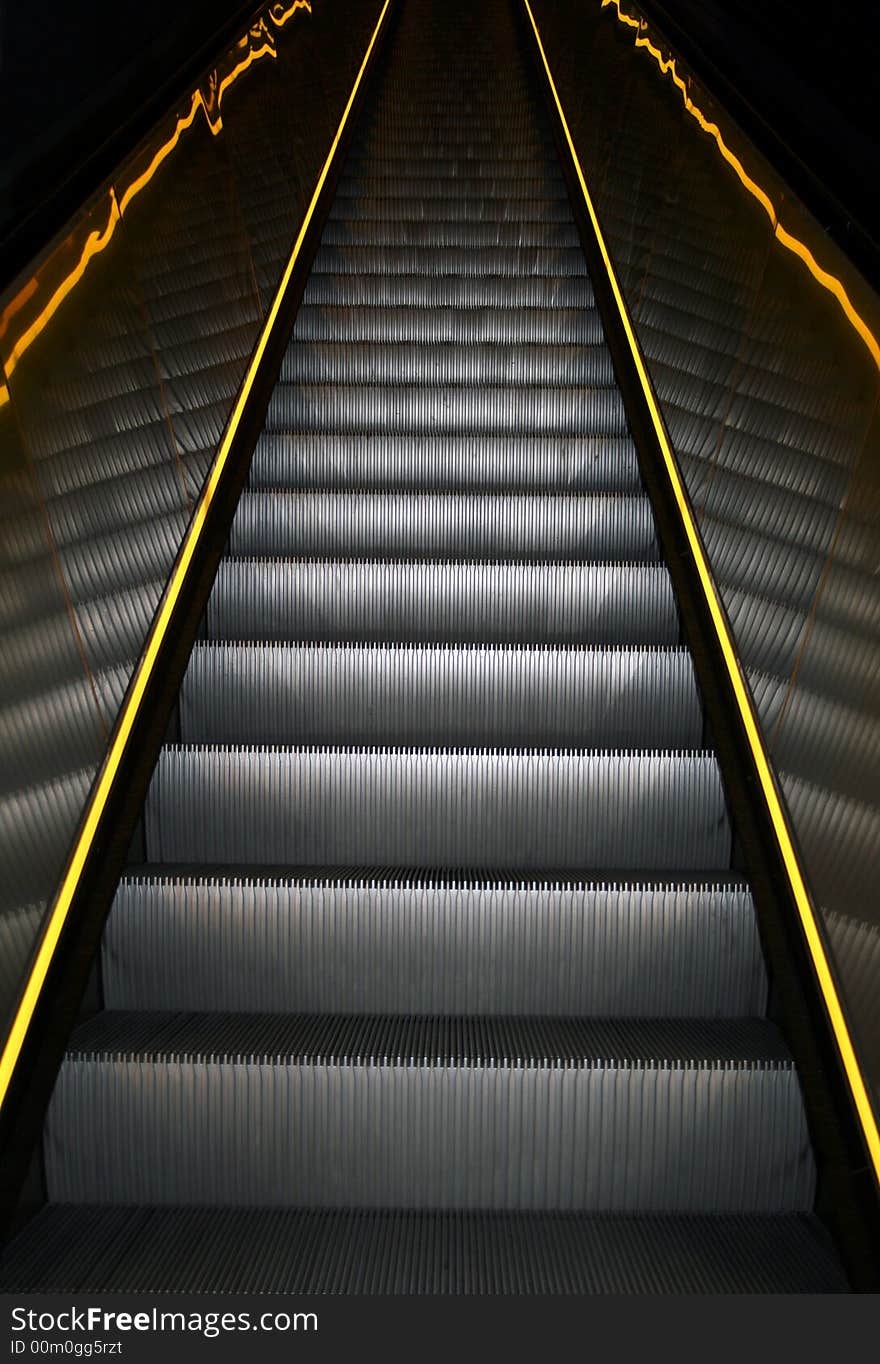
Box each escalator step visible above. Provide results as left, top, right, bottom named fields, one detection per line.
left=302, top=274, right=595, bottom=307
left=226, top=492, right=658, bottom=560
left=44, top=1013, right=812, bottom=1211
left=144, top=747, right=731, bottom=869
left=279, top=341, right=615, bottom=385
left=291, top=304, right=605, bottom=344
left=180, top=642, right=699, bottom=746
left=329, top=194, right=578, bottom=222
left=249, top=433, right=642, bottom=491
left=0, top=1205, right=847, bottom=1293
left=319, top=220, right=582, bottom=247
left=206, top=560, right=678, bottom=644
left=312, top=246, right=588, bottom=277
left=104, top=875, right=765, bottom=1015
left=334, top=175, right=570, bottom=199
left=265, top=384, right=626, bottom=436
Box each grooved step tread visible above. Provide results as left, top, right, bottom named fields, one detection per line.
left=66, top=1011, right=791, bottom=1066
left=0, top=1207, right=848, bottom=1293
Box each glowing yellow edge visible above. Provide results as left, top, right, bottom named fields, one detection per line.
left=0, top=0, right=391, bottom=1115
left=523, top=0, right=880, bottom=1182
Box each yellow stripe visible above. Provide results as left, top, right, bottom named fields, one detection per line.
left=522, top=0, right=880, bottom=1183
left=0, top=0, right=390, bottom=1115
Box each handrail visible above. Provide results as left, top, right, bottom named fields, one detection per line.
left=0, top=0, right=392, bottom=1129
left=521, top=0, right=880, bottom=1192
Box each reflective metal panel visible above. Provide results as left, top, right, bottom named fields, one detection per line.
left=530, top=0, right=880, bottom=1103
left=0, top=0, right=386, bottom=1037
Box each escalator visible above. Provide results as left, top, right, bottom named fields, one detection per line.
left=0, top=0, right=850, bottom=1292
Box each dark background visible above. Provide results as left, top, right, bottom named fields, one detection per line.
left=639, top=0, right=880, bottom=286
left=0, top=0, right=256, bottom=285
left=0, top=0, right=878, bottom=289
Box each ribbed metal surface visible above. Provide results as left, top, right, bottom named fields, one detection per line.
left=312, top=245, right=588, bottom=277
left=301, top=274, right=596, bottom=308
left=265, top=383, right=627, bottom=435
left=180, top=643, right=700, bottom=746
left=0, top=1206, right=847, bottom=1293
left=45, top=1014, right=810, bottom=1211
left=280, top=341, right=614, bottom=384
left=2, top=0, right=846, bottom=1293
left=249, top=433, right=642, bottom=492
left=228, top=492, right=658, bottom=560
left=104, top=876, right=765, bottom=1015
left=206, top=560, right=679, bottom=644
left=145, top=746, right=731, bottom=869
left=575, top=3, right=879, bottom=1041
left=292, top=302, right=604, bottom=343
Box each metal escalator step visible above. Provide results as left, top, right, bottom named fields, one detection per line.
left=180, top=643, right=698, bottom=746
left=329, top=194, right=577, bottom=222
left=249, top=434, right=642, bottom=491
left=44, top=1013, right=811, bottom=1211
left=342, top=157, right=559, bottom=179
left=311, top=246, right=587, bottom=277
left=335, top=176, right=569, bottom=199
left=206, top=559, right=679, bottom=645
left=291, top=304, right=605, bottom=344
left=104, top=875, right=765, bottom=1015
left=226, top=492, right=658, bottom=560
left=264, top=385, right=627, bottom=436
left=279, top=342, right=615, bottom=386
left=319, top=220, right=581, bottom=247
left=144, top=747, right=730, bottom=869
left=302, top=274, right=595, bottom=308
left=0, top=1205, right=847, bottom=1293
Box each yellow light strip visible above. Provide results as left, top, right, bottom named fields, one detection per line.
left=601, top=0, right=880, bottom=374
left=0, top=0, right=390, bottom=1115
left=522, top=0, right=880, bottom=1183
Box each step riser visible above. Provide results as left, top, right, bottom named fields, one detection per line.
left=104, top=881, right=766, bottom=1015
left=145, top=750, right=731, bottom=870
left=45, top=1058, right=813, bottom=1212
left=291, top=306, right=604, bottom=344
left=248, top=435, right=642, bottom=492
left=312, top=247, right=588, bottom=277
left=180, top=645, right=700, bottom=747
left=301, top=277, right=595, bottom=308
left=226, top=494, right=659, bottom=562
left=279, top=344, right=615, bottom=385
left=264, top=386, right=627, bottom=437
left=206, top=562, right=679, bottom=646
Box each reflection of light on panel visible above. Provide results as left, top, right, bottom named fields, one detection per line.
left=0, top=0, right=389, bottom=1125
left=0, top=0, right=313, bottom=380
left=524, top=0, right=880, bottom=1186
left=4, top=194, right=121, bottom=377
left=117, top=96, right=205, bottom=214
left=600, top=0, right=880, bottom=374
